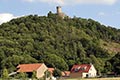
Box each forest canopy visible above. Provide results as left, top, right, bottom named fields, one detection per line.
left=0, top=13, right=120, bottom=75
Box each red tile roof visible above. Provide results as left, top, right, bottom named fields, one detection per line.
left=48, top=68, right=55, bottom=74
left=71, top=64, right=91, bottom=73
left=17, top=63, right=43, bottom=72
left=48, top=68, right=70, bottom=77
left=62, top=71, right=70, bottom=76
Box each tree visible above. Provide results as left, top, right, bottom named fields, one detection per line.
left=89, top=55, right=104, bottom=75
left=32, top=71, right=37, bottom=80
left=19, top=72, right=28, bottom=80
left=53, top=69, right=62, bottom=78
left=45, top=70, right=51, bottom=78
left=109, top=53, right=120, bottom=74
left=2, top=68, right=9, bottom=79
left=43, top=70, right=51, bottom=80
left=44, top=54, right=68, bottom=71
left=104, top=61, right=112, bottom=73
left=0, top=14, right=119, bottom=77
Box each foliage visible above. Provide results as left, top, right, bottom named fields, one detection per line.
left=44, top=54, right=68, bottom=71
left=32, top=71, right=37, bottom=79
left=18, top=72, right=28, bottom=80
left=53, top=69, right=62, bottom=78
left=0, top=14, right=119, bottom=76
left=1, top=68, right=9, bottom=79
left=108, top=53, right=120, bottom=74
left=44, top=70, right=51, bottom=78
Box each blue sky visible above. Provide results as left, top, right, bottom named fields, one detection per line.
left=0, top=0, right=120, bottom=29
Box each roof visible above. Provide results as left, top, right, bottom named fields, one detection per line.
left=71, top=64, right=92, bottom=73
left=48, top=68, right=70, bottom=77
left=62, top=71, right=70, bottom=76
left=17, top=63, right=43, bottom=72
left=48, top=68, right=55, bottom=74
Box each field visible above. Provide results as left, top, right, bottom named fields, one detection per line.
left=66, top=77, right=120, bottom=80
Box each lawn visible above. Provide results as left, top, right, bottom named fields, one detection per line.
left=66, top=77, right=120, bottom=80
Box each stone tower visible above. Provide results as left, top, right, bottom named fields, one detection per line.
left=56, top=6, right=62, bottom=14
left=56, top=6, right=66, bottom=19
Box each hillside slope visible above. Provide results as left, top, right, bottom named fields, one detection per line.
left=0, top=13, right=120, bottom=75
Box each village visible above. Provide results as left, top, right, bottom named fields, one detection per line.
left=8, top=63, right=97, bottom=80
left=7, top=62, right=120, bottom=80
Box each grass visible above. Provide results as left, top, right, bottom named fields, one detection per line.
left=1, top=77, right=120, bottom=80
left=66, top=77, right=120, bottom=80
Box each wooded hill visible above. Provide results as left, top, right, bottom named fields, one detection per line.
left=0, top=12, right=120, bottom=75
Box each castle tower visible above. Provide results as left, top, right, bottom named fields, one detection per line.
left=56, top=6, right=67, bottom=19
left=56, top=6, right=62, bottom=14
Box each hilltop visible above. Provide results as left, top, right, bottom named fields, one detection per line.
left=0, top=13, right=120, bottom=75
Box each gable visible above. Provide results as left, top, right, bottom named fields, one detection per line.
left=88, top=64, right=97, bottom=73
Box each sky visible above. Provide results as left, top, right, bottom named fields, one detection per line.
left=0, top=0, right=120, bottom=29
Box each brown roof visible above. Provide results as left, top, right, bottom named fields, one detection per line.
left=62, top=71, right=70, bottom=76
left=17, top=63, right=43, bottom=72
left=48, top=68, right=70, bottom=77
left=48, top=68, right=55, bottom=74
left=71, top=64, right=91, bottom=73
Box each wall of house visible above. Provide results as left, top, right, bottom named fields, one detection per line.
left=36, top=63, right=48, bottom=78
left=88, top=65, right=97, bottom=77
left=82, top=73, right=88, bottom=78
left=69, top=72, right=82, bottom=78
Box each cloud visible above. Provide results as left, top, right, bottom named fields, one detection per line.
left=24, top=0, right=34, bottom=2
left=23, top=0, right=64, bottom=4
left=98, top=12, right=106, bottom=16
left=23, top=0, right=118, bottom=5
left=0, top=13, right=16, bottom=25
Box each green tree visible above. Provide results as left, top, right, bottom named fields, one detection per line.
left=104, top=61, right=112, bottom=73
left=89, top=55, right=104, bottom=75
left=53, top=69, right=62, bottom=78
left=44, top=70, right=51, bottom=79
left=44, top=54, right=68, bottom=71
left=109, top=53, right=120, bottom=74
left=2, top=68, right=9, bottom=79
left=0, top=14, right=119, bottom=77
left=19, top=72, right=28, bottom=80
left=32, top=71, right=37, bottom=80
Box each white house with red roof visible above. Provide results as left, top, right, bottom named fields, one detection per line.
left=17, top=63, right=48, bottom=78
left=70, top=64, right=97, bottom=78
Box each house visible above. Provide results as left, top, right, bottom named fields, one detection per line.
left=62, top=71, right=70, bottom=77
left=70, top=64, right=97, bottom=78
left=48, top=68, right=55, bottom=76
left=48, top=68, right=70, bottom=77
left=16, top=63, right=48, bottom=78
